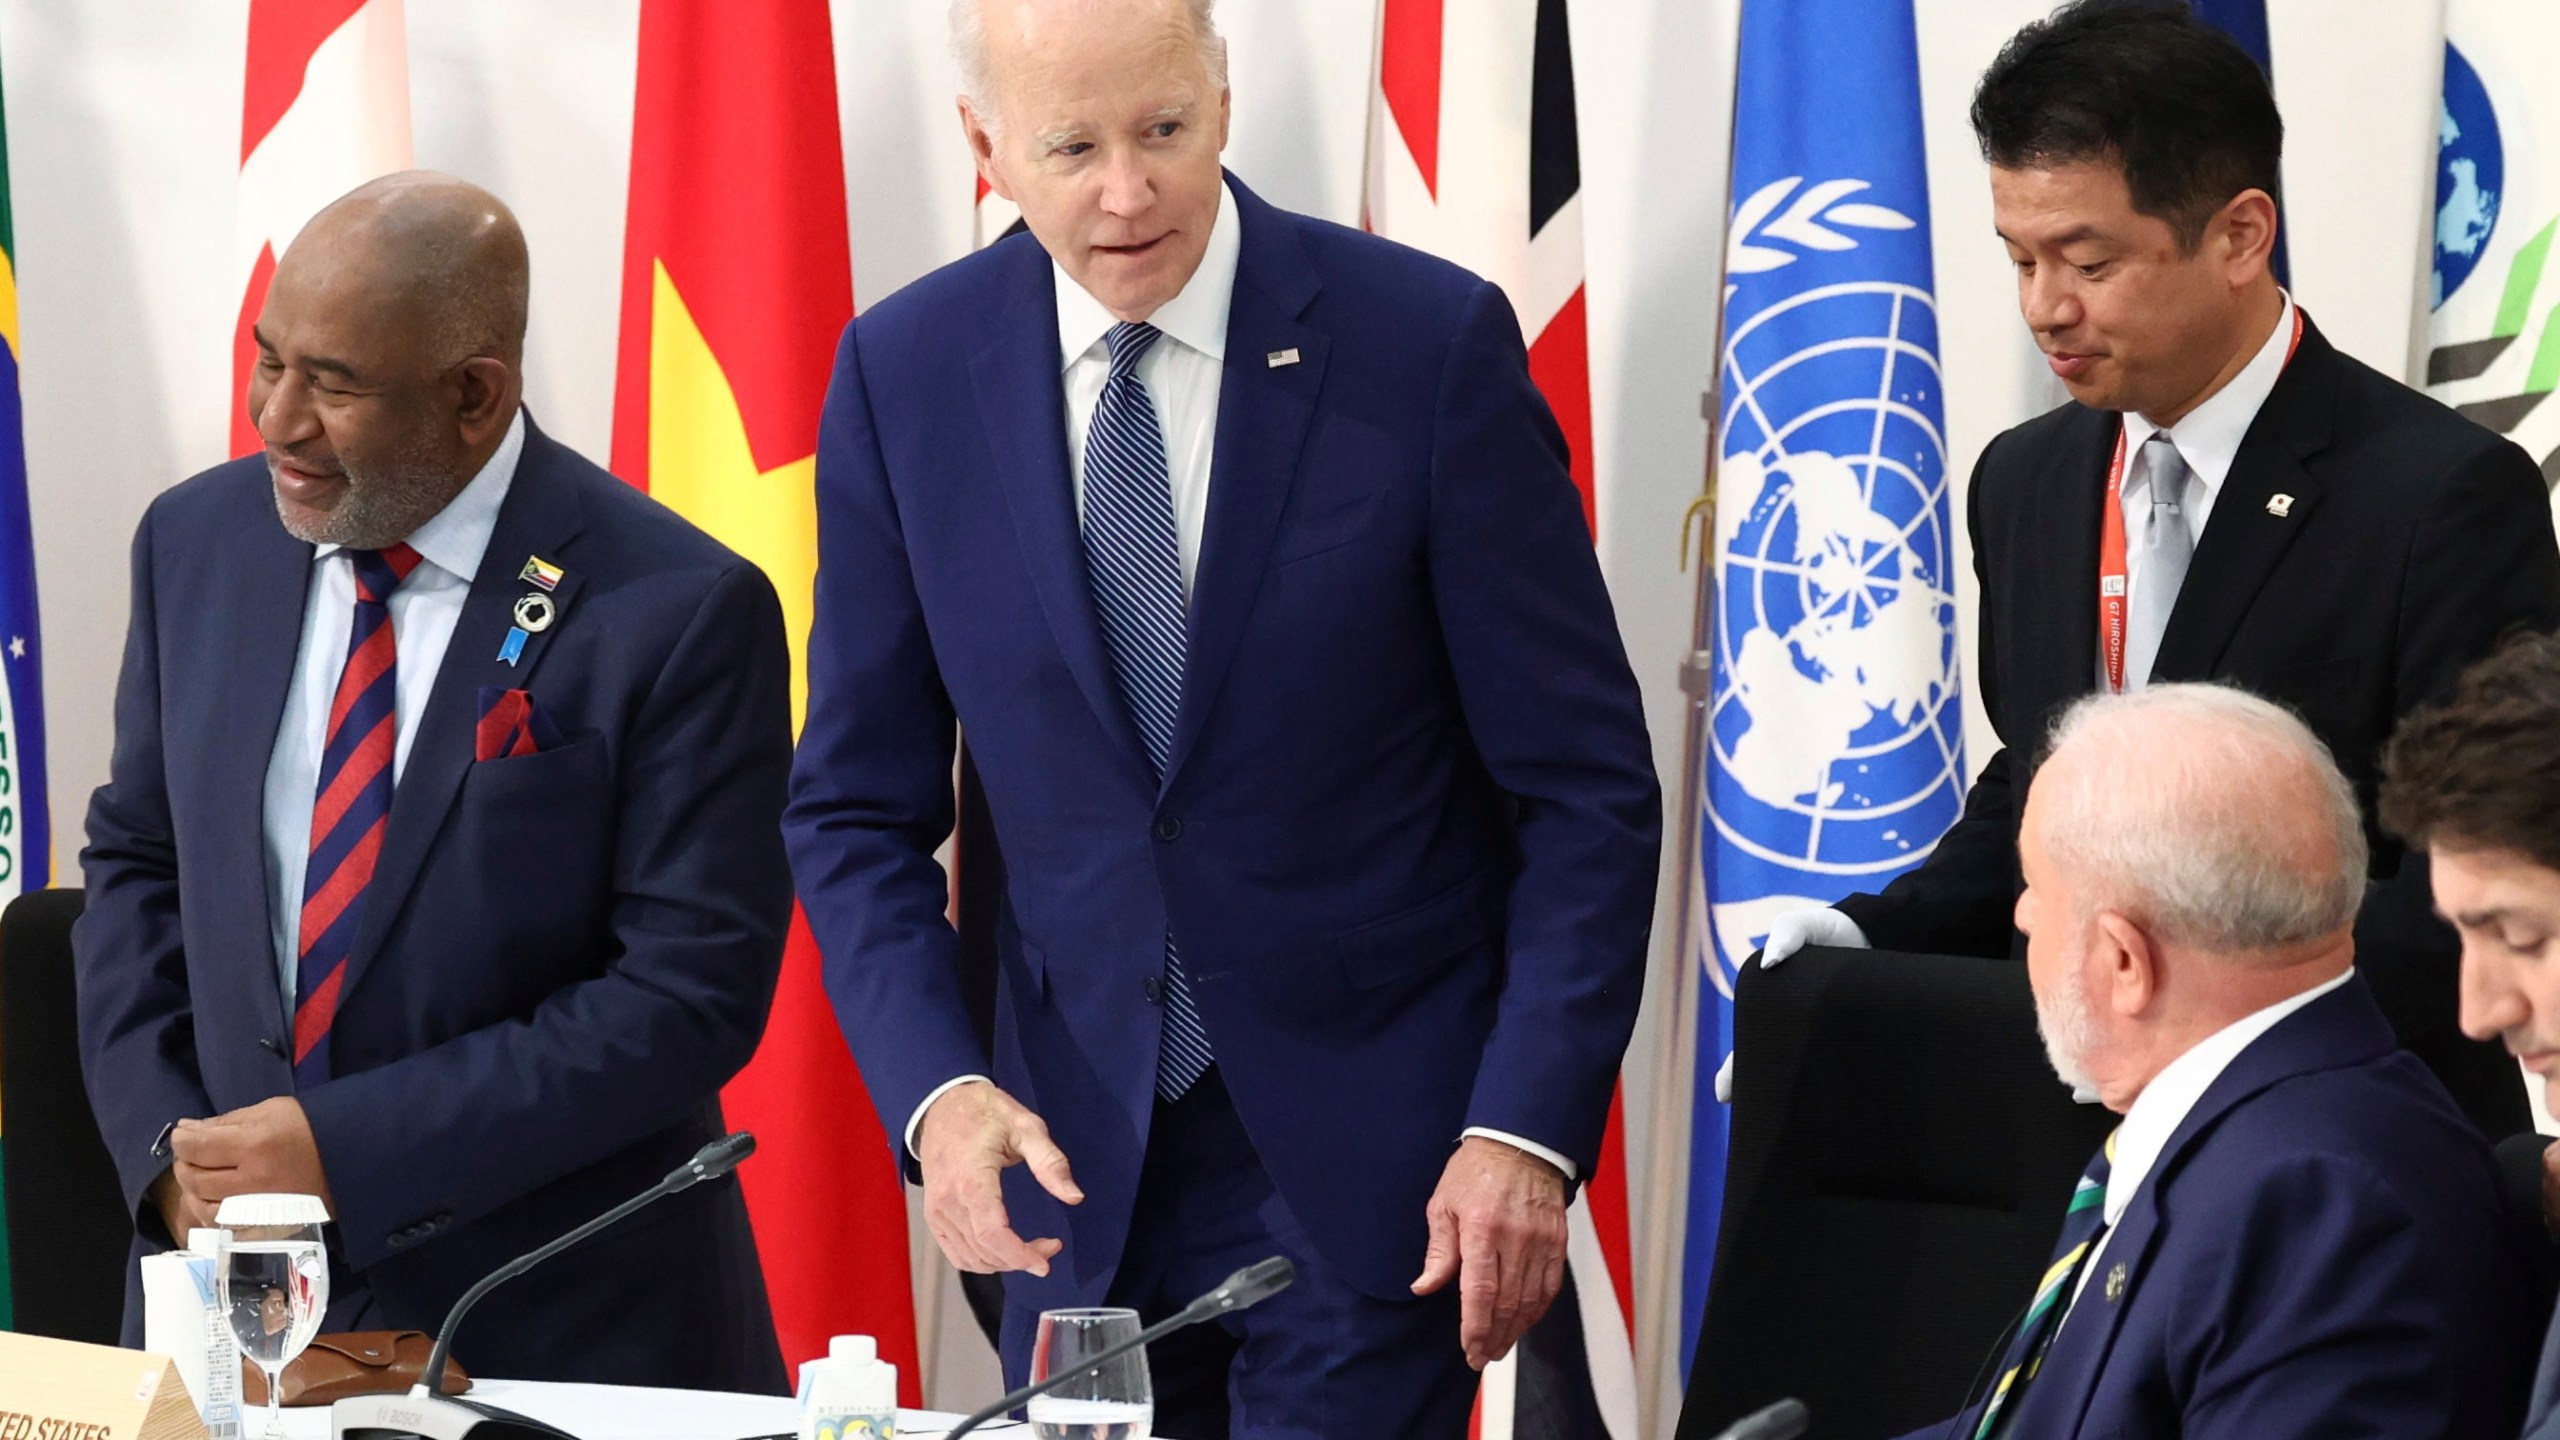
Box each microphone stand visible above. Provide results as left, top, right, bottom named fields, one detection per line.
left=331, top=1133, right=756, bottom=1440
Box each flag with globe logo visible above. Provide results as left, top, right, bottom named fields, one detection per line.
left=1680, top=0, right=1966, bottom=1369
left=2424, top=4, right=2560, bottom=506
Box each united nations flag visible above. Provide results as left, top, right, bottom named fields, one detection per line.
left=1680, top=0, right=1965, bottom=1371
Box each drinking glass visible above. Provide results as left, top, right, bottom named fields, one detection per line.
left=215, top=1197, right=330, bottom=1440
left=1027, top=1308, right=1152, bottom=1440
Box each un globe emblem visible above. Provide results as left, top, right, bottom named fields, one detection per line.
left=1706, top=280, right=1967, bottom=901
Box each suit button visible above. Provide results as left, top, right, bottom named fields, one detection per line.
left=1154, top=816, right=1183, bottom=841
left=1143, top=977, right=1164, bottom=1005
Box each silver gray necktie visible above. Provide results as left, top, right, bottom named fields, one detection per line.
left=2122, top=434, right=2193, bottom=690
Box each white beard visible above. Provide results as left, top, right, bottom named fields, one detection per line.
left=2036, top=966, right=2100, bottom=1096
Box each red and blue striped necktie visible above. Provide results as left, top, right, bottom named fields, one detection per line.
left=292, top=542, right=424, bottom=1085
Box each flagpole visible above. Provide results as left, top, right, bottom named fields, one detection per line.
left=1634, top=14, right=1747, bottom=1424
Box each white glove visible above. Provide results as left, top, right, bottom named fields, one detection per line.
left=1715, top=909, right=1873, bottom=1105
left=1755, top=907, right=1869, bottom=969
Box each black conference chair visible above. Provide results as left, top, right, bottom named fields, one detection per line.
left=1675, top=946, right=2116, bottom=1440
left=1, top=886, right=130, bottom=1343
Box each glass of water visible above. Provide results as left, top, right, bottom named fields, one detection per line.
left=1027, top=1308, right=1152, bottom=1440
left=214, top=1194, right=331, bottom=1440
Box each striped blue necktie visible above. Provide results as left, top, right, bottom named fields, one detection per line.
left=1080, top=321, right=1213, bottom=1101
left=294, top=542, right=423, bottom=1085
left=1965, top=1130, right=2117, bottom=1439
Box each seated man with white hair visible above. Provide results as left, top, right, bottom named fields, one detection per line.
left=1898, top=683, right=2538, bottom=1440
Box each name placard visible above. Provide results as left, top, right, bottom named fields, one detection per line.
left=0, top=1333, right=206, bottom=1440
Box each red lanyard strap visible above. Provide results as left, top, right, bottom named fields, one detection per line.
left=2096, top=306, right=2304, bottom=693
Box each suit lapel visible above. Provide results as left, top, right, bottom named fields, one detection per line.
left=970, top=246, right=1153, bottom=777
left=1162, top=182, right=1327, bottom=789
left=2150, top=323, right=2337, bottom=682
left=214, top=501, right=319, bottom=1012
left=2020, top=409, right=2115, bottom=725
left=338, top=427, right=589, bottom=1003
left=2020, top=978, right=2394, bottom=1437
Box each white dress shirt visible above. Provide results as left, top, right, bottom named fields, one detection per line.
left=1054, top=179, right=1240, bottom=594
left=907, top=190, right=1575, bottom=1180
left=262, top=412, right=525, bottom=1009
left=2102, top=290, right=2298, bottom=691
left=2060, top=964, right=2354, bottom=1320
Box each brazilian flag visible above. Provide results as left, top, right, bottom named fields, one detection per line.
left=0, top=63, right=55, bottom=1332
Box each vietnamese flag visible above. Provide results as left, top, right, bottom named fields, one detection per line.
left=611, top=0, right=918, bottom=1400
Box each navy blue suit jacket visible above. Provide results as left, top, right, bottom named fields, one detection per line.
left=1905, top=977, right=2538, bottom=1440
left=76, top=422, right=793, bottom=1392
left=784, top=175, right=1662, bottom=1305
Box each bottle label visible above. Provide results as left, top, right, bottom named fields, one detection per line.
left=807, top=1409, right=895, bottom=1440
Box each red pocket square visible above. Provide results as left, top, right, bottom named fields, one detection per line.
left=475, top=687, right=564, bottom=761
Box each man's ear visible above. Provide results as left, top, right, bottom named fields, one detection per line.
left=2095, top=909, right=2158, bottom=1018
left=959, top=97, right=1013, bottom=203
left=454, top=357, right=515, bottom=446
left=2213, top=187, right=2280, bottom=288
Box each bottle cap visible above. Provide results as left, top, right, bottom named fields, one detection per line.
left=186, top=1227, right=232, bottom=1255
left=829, top=1335, right=876, bottom=1365
left=213, top=1193, right=330, bottom=1227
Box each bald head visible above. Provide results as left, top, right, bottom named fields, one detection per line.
left=251, top=171, right=529, bottom=549
left=2016, top=685, right=2366, bottom=1108
left=289, top=170, right=529, bottom=371
left=2036, top=685, right=2367, bottom=956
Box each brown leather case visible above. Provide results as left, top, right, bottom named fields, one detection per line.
left=240, top=1330, right=473, bottom=1406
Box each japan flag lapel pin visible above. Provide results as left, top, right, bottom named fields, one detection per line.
left=2265, top=493, right=2295, bottom=518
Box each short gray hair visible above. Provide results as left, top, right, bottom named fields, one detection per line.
left=2037, top=684, right=2368, bottom=954
left=951, top=0, right=1229, bottom=129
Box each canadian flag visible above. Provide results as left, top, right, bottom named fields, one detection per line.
left=232, top=0, right=413, bottom=457
left=1365, top=1, right=1634, bottom=1436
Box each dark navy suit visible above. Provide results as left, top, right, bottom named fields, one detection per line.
left=76, top=422, right=793, bottom=1392
left=1903, top=977, right=2539, bottom=1440
left=785, top=175, right=1660, bottom=1426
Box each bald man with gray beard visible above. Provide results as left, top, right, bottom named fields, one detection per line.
left=76, top=172, right=793, bottom=1390
left=1891, top=684, right=2538, bottom=1440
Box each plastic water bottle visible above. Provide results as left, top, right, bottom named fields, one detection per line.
left=140, top=1227, right=243, bottom=1440
left=797, top=1334, right=897, bottom=1440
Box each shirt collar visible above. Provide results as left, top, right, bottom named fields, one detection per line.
left=1054, top=178, right=1240, bottom=371
left=2100, top=963, right=2353, bottom=1229
left=315, top=409, right=526, bottom=584
left=2119, top=290, right=2296, bottom=497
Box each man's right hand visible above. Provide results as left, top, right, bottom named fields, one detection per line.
left=1712, top=908, right=1872, bottom=1104
left=1754, top=907, right=1870, bottom=970
left=915, top=1079, right=1085, bottom=1277
left=148, top=1168, right=216, bottom=1245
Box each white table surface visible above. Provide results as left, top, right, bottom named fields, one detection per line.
left=270, top=1379, right=1031, bottom=1440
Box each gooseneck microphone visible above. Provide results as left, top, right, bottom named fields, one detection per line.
left=1711, top=1398, right=1809, bottom=1440
left=942, top=1256, right=1296, bottom=1440
left=331, top=1131, right=756, bottom=1440
left=420, top=1131, right=754, bottom=1397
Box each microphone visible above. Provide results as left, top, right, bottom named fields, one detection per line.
left=1710, top=1399, right=1809, bottom=1440
left=943, top=1256, right=1297, bottom=1440
left=331, top=1132, right=756, bottom=1440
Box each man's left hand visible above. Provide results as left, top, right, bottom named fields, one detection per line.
left=169, top=1097, right=336, bottom=1219
left=1412, top=1135, right=1569, bottom=1369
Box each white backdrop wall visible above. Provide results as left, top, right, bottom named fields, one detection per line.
left=0, top=0, right=2449, bottom=1416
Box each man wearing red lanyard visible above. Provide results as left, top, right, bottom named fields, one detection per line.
left=1748, top=0, right=2560, bottom=1137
